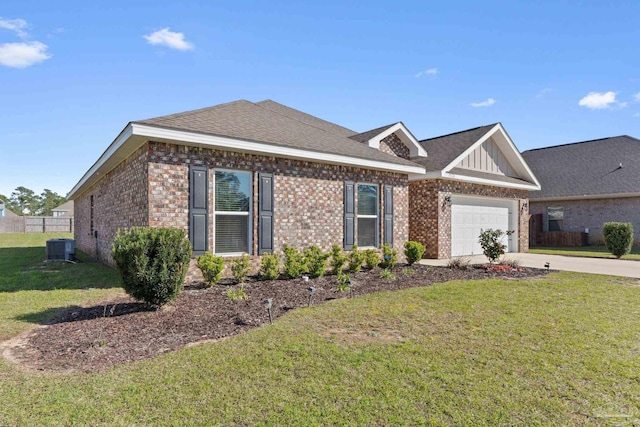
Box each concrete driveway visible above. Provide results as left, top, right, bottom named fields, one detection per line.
left=420, top=252, right=640, bottom=278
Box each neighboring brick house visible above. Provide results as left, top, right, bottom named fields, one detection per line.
left=67, top=100, right=539, bottom=277
left=522, top=135, right=640, bottom=245
left=51, top=200, right=74, bottom=217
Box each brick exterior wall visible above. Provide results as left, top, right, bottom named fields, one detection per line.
left=409, top=179, right=529, bottom=259
left=379, top=133, right=410, bottom=160
left=74, top=145, right=149, bottom=265
left=530, top=197, right=640, bottom=245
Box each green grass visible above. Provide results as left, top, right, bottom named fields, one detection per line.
left=530, top=245, right=640, bottom=260
left=1, top=234, right=640, bottom=425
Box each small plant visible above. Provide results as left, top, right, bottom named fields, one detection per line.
left=111, top=227, right=191, bottom=307
left=448, top=256, right=471, bottom=270
left=231, top=254, right=250, bottom=283
left=330, top=244, right=347, bottom=275
left=363, top=249, right=380, bottom=270
left=335, top=272, right=351, bottom=292
left=500, top=258, right=520, bottom=269
left=227, top=285, right=248, bottom=301
left=404, top=241, right=426, bottom=265
left=379, top=243, right=398, bottom=269
left=283, top=245, right=306, bottom=278
left=402, top=267, right=414, bottom=276
left=478, top=228, right=514, bottom=263
left=380, top=268, right=395, bottom=280
left=259, top=252, right=280, bottom=280
left=304, top=245, right=330, bottom=278
left=347, top=244, right=366, bottom=272
left=603, top=222, right=634, bottom=259
left=196, top=251, right=225, bottom=287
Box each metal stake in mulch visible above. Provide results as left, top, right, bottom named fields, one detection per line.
left=544, top=262, right=550, bottom=272
left=263, top=298, right=273, bottom=324
left=307, top=286, right=315, bottom=307
left=348, top=279, right=355, bottom=299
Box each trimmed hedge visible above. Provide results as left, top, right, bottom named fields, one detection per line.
left=603, top=222, right=634, bottom=258
left=112, top=227, right=192, bottom=307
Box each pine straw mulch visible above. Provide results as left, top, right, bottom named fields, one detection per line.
left=4, top=264, right=547, bottom=373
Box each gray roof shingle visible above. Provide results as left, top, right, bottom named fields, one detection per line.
left=134, top=100, right=420, bottom=168
left=521, top=135, right=640, bottom=199
left=348, top=123, right=397, bottom=143
left=417, top=124, right=497, bottom=171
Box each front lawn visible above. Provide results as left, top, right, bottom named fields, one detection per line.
left=530, top=245, right=640, bottom=260
left=1, top=234, right=640, bottom=425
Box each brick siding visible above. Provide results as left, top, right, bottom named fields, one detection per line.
left=530, top=197, right=640, bottom=245
left=379, top=133, right=410, bottom=159
left=409, top=179, right=529, bottom=259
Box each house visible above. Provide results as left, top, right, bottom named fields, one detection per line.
left=51, top=200, right=74, bottom=217
left=0, top=200, right=18, bottom=218
left=67, top=100, right=539, bottom=277
left=522, top=135, right=640, bottom=245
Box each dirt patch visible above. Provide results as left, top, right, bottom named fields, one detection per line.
left=3, top=264, right=546, bottom=373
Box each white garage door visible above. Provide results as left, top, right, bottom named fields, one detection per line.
left=451, top=203, right=512, bottom=257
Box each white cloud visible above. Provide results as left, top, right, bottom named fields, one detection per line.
left=470, top=98, right=495, bottom=108
left=415, top=67, right=438, bottom=78
left=143, top=28, right=193, bottom=51
left=535, top=88, right=553, bottom=98
left=578, top=91, right=617, bottom=109
left=0, top=18, right=29, bottom=38
left=0, top=41, right=51, bottom=68
left=635, top=92, right=640, bottom=102
left=634, top=112, right=640, bottom=118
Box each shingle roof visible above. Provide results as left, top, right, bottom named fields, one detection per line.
left=348, top=123, right=397, bottom=143
left=134, top=100, right=420, bottom=168
left=521, top=135, right=640, bottom=199
left=417, top=124, right=497, bottom=171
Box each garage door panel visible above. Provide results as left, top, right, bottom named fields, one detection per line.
left=451, top=203, right=512, bottom=257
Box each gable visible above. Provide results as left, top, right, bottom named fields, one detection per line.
left=456, top=136, right=517, bottom=177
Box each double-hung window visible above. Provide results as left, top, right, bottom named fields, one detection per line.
left=357, top=184, right=378, bottom=247
left=215, top=170, right=252, bottom=254
left=547, top=206, right=564, bottom=231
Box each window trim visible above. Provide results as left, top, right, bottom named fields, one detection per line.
left=356, top=182, right=379, bottom=248
left=547, top=206, right=564, bottom=232
left=213, top=168, right=253, bottom=255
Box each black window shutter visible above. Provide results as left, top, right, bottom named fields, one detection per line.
left=384, top=185, right=394, bottom=247
left=344, top=181, right=355, bottom=250
left=189, top=165, right=208, bottom=257
left=258, top=172, right=274, bottom=254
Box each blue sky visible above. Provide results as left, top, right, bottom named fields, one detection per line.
left=1, top=1, right=639, bottom=198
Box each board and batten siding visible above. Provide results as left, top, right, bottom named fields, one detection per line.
left=457, top=137, right=515, bottom=176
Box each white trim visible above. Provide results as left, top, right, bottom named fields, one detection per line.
left=408, top=170, right=540, bottom=190
left=366, top=122, right=428, bottom=158
left=68, top=123, right=425, bottom=199
left=442, top=123, right=540, bottom=190
left=531, top=192, right=640, bottom=202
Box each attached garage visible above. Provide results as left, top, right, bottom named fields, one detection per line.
left=450, top=196, right=518, bottom=256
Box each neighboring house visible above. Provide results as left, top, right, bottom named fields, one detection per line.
left=51, top=200, right=74, bottom=217
left=522, top=135, right=640, bottom=245
left=67, top=100, right=539, bottom=276
left=0, top=200, right=18, bottom=218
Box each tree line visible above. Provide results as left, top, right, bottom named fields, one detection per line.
left=0, top=186, right=67, bottom=216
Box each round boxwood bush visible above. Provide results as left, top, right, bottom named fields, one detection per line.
left=603, top=222, right=634, bottom=259
left=404, top=241, right=426, bottom=265
left=112, top=227, right=192, bottom=307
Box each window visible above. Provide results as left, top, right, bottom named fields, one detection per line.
left=548, top=206, right=563, bottom=231
left=357, top=184, right=378, bottom=247
left=215, top=170, right=251, bottom=254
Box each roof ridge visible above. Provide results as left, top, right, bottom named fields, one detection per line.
left=350, top=122, right=398, bottom=138
left=135, top=99, right=253, bottom=123
left=255, top=99, right=357, bottom=136
left=420, top=123, right=497, bottom=142
left=522, top=135, right=638, bottom=153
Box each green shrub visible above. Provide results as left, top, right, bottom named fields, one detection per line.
left=304, top=245, right=330, bottom=278
left=404, top=241, right=425, bottom=265
left=347, top=244, right=365, bottom=272
left=330, top=244, right=346, bottom=275
left=336, top=272, right=351, bottom=292
left=196, top=252, right=224, bottom=287
left=478, top=228, right=513, bottom=263
left=379, top=243, right=398, bottom=269
left=111, top=227, right=191, bottom=307
left=259, top=253, right=280, bottom=280
left=603, top=222, right=634, bottom=258
left=283, top=245, right=306, bottom=278
left=363, top=249, right=380, bottom=270
left=231, top=254, right=251, bottom=283
left=402, top=268, right=414, bottom=276
left=380, top=268, right=395, bottom=280
left=227, top=285, right=248, bottom=301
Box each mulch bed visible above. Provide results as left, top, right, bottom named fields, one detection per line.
left=6, top=264, right=546, bottom=373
